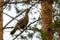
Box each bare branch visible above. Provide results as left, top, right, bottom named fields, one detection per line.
left=0, top=0, right=38, bottom=7
left=13, top=17, right=41, bottom=40
left=7, top=1, right=29, bottom=4
left=3, top=13, right=18, bottom=21
left=53, top=13, right=60, bottom=17
left=4, top=27, right=14, bottom=29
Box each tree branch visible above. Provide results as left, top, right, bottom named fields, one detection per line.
left=4, top=27, right=14, bottom=29
left=3, top=13, right=18, bottom=21
left=13, top=17, right=41, bottom=40
left=7, top=1, right=29, bottom=4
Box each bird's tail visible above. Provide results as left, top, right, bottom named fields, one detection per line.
left=10, top=27, right=18, bottom=35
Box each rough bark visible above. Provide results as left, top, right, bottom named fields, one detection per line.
left=57, top=26, right=60, bottom=40
left=41, top=0, right=53, bottom=40
left=0, top=0, right=3, bottom=40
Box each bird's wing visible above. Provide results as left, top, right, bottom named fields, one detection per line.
left=16, top=18, right=24, bottom=25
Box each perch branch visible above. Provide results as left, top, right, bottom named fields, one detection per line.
left=13, top=17, right=41, bottom=40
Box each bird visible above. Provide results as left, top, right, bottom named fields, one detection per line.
left=10, top=9, right=29, bottom=35
left=23, top=0, right=31, bottom=4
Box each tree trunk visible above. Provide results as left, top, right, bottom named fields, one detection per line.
left=41, top=0, right=53, bottom=40
left=0, top=0, right=3, bottom=40
left=57, top=26, right=60, bottom=40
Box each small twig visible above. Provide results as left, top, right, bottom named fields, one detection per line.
left=4, top=27, right=14, bottom=29
left=53, top=13, right=60, bottom=17
left=7, top=1, right=30, bottom=4
left=3, top=13, right=18, bottom=21
left=13, top=18, right=41, bottom=40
